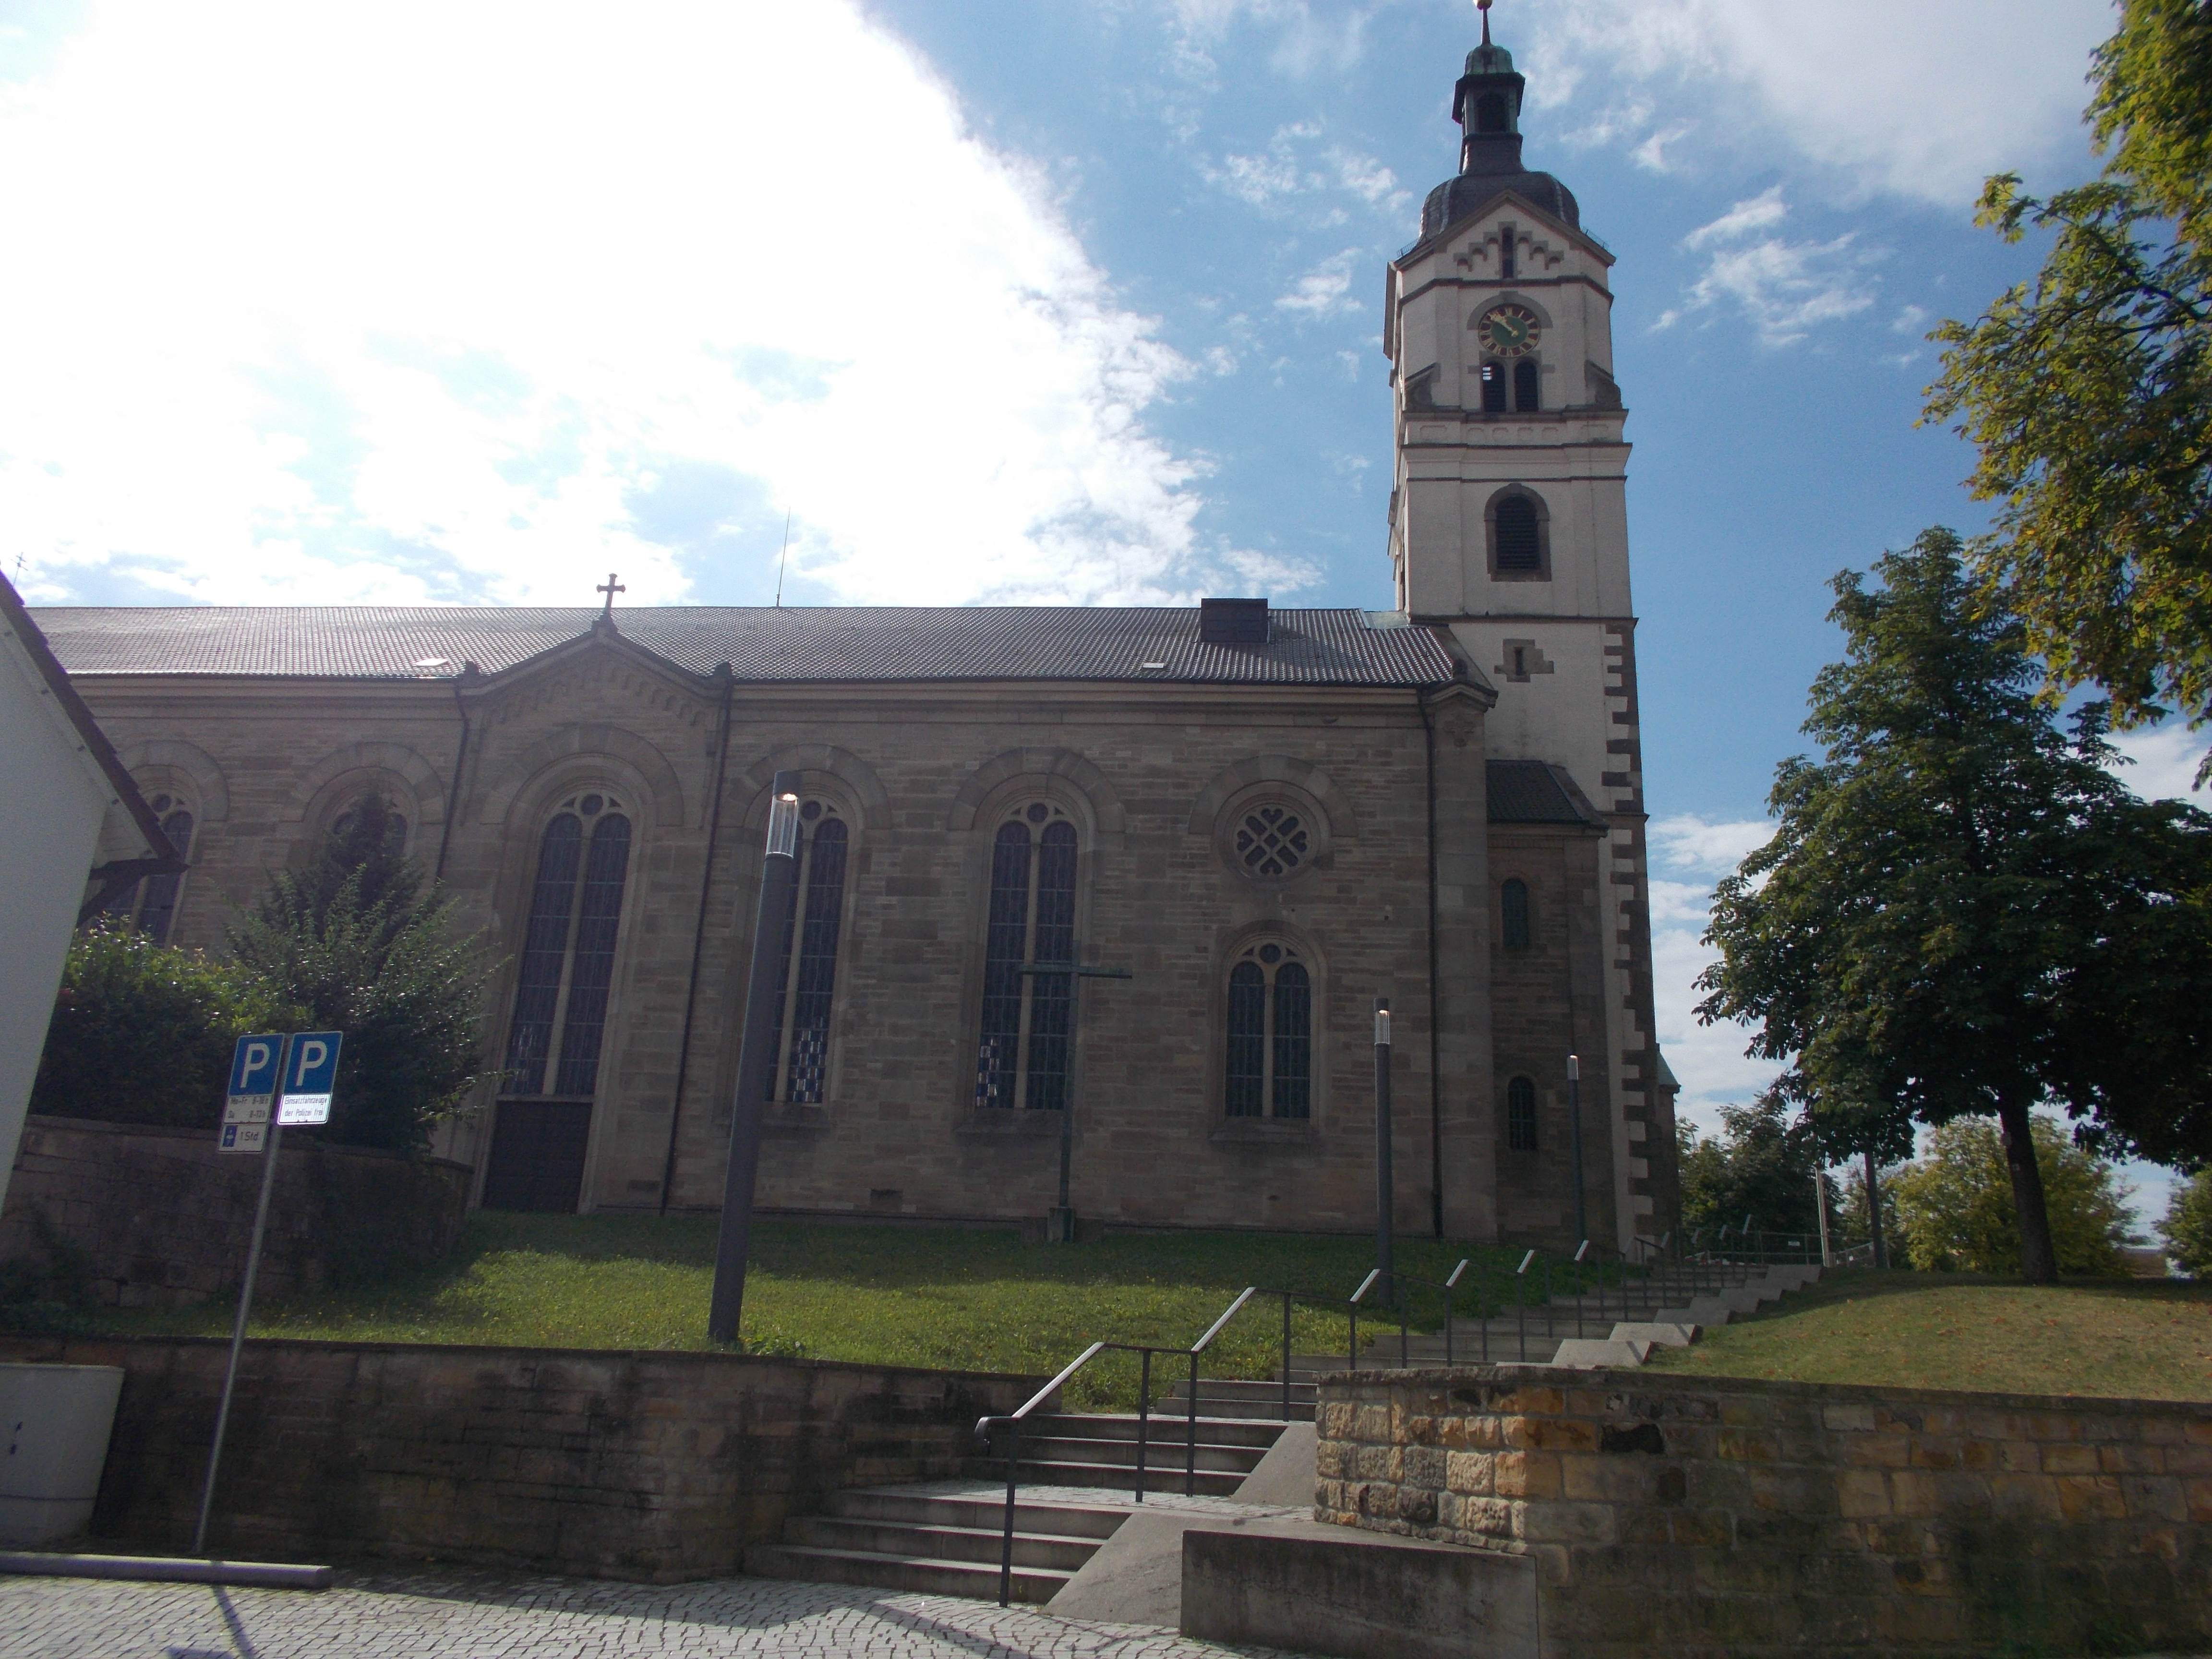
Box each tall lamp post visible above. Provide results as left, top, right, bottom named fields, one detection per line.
left=1018, top=951, right=1130, bottom=1242
left=709, top=769, right=802, bottom=1345
left=1374, top=998, right=1394, bottom=1295
left=1567, top=1053, right=1587, bottom=1247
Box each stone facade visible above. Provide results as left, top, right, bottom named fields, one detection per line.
left=0, top=1115, right=469, bottom=1306
left=1315, top=1366, right=2212, bottom=1658
left=1, top=1333, right=1037, bottom=1581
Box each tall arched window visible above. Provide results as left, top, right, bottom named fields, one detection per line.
left=1513, top=358, right=1540, bottom=411
left=503, top=792, right=634, bottom=1098
left=1479, top=360, right=1507, bottom=413
left=1507, top=1076, right=1539, bottom=1151
left=763, top=800, right=850, bottom=1105
left=103, top=793, right=195, bottom=944
left=1494, top=494, right=1542, bottom=573
left=1225, top=942, right=1312, bottom=1119
left=1501, top=878, right=1531, bottom=950
left=975, top=803, right=1080, bottom=1110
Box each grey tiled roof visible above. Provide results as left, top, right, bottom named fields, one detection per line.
left=1487, top=758, right=1608, bottom=826
left=33, top=605, right=1458, bottom=688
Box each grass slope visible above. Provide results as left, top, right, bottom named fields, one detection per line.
left=51, top=1215, right=1526, bottom=1408
left=1643, top=1269, right=2212, bottom=1402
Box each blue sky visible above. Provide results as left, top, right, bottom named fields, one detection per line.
left=3, top=0, right=2193, bottom=1219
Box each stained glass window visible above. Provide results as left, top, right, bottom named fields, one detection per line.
left=501, top=793, right=633, bottom=1099
left=974, top=805, right=1082, bottom=1110
left=1225, top=943, right=1311, bottom=1119
left=1501, top=878, right=1531, bottom=950
left=764, top=808, right=850, bottom=1105
left=1508, top=1076, right=1539, bottom=1152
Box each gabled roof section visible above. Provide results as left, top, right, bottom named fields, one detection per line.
left=34, top=604, right=1461, bottom=689
left=1397, top=183, right=1613, bottom=273
left=1487, top=758, right=1608, bottom=828
left=0, top=574, right=179, bottom=874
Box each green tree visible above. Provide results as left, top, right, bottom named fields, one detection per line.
left=1924, top=0, right=2212, bottom=759
left=1696, top=530, right=2212, bottom=1282
left=30, top=929, right=300, bottom=1129
left=1676, top=1087, right=1826, bottom=1243
left=2161, top=1167, right=2212, bottom=1275
left=227, top=791, right=492, bottom=1155
left=1892, top=1115, right=2137, bottom=1277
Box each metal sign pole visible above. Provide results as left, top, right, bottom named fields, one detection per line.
left=1567, top=1053, right=1587, bottom=1248
left=1017, top=954, right=1130, bottom=1244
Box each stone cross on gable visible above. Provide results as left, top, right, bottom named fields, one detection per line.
left=597, top=573, right=625, bottom=617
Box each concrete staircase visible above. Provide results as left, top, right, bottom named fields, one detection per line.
left=1288, top=1262, right=1823, bottom=1375
left=747, top=1404, right=1294, bottom=1601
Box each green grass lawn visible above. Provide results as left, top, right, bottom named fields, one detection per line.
left=37, top=1215, right=1533, bottom=1408
left=1642, top=1268, right=2212, bottom=1402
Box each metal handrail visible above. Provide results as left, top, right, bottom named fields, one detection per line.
left=971, top=1284, right=1262, bottom=1607
left=1346, top=1262, right=1472, bottom=1368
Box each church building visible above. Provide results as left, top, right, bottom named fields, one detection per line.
left=37, top=27, right=1679, bottom=1250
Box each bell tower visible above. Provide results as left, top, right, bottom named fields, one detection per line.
left=1383, top=6, right=1665, bottom=1247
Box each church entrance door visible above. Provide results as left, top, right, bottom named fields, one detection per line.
left=481, top=1099, right=593, bottom=1212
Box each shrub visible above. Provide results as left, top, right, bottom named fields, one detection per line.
left=30, top=928, right=300, bottom=1129
left=226, top=791, right=492, bottom=1156
left=2160, top=1169, right=2212, bottom=1277
left=1677, top=1087, right=1826, bottom=1241
left=1892, top=1115, right=2138, bottom=1276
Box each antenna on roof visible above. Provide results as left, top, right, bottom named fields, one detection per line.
left=774, top=512, right=793, bottom=609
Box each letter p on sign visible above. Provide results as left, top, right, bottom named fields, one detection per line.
left=277, top=1031, right=343, bottom=1126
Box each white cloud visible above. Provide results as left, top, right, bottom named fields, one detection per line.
left=1275, top=249, right=1363, bottom=316
left=1523, top=0, right=2112, bottom=207
left=1650, top=812, right=1772, bottom=876
left=2108, top=721, right=2212, bottom=801
left=0, top=0, right=1276, bottom=609
left=1664, top=192, right=1881, bottom=345
left=1646, top=814, right=1782, bottom=1138
left=1170, top=0, right=1370, bottom=80
left=1202, top=121, right=1406, bottom=215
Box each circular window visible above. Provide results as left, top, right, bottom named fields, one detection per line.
left=150, top=793, right=173, bottom=815
left=1236, top=805, right=1309, bottom=877
left=801, top=800, right=822, bottom=822
left=578, top=793, right=604, bottom=816
left=557, top=792, right=624, bottom=817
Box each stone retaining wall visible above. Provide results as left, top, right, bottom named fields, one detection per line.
left=1316, top=1366, right=2212, bottom=1658
left=2, top=1335, right=1037, bottom=1581
left=0, top=1115, right=469, bottom=1306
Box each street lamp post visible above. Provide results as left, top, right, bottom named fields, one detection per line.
left=1374, top=998, right=1394, bottom=1296
left=1018, top=951, right=1130, bottom=1242
left=709, top=770, right=802, bottom=1345
left=1567, top=1053, right=1587, bottom=1248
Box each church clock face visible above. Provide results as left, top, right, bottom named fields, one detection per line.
left=1478, top=302, right=1541, bottom=358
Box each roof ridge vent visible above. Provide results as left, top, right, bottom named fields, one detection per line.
left=1199, top=597, right=1269, bottom=645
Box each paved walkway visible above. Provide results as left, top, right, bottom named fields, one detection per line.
left=0, top=1568, right=1309, bottom=1659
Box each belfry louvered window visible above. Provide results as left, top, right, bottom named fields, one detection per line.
left=1480, top=360, right=1508, bottom=412
left=1225, top=942, right=1312, bottom=1119
left=503, top=792, right=633, bottom=1098
left=1514, top=359, right=1540, bottom=411
left=1494, top=494, right=1542, bottom=573
left=762, top=801, right=850, bottom=1105
left=974, top=803, right=1079, bottom=1110
left=1507, top=1075, right=1539, bottom=1151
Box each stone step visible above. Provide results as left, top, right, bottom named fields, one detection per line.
left=974, top=1433, right=1266, bottom=1475
left=960, top=1456, right=1251, bottom=1497
left=1021, top=1411, right=1287, bottom=1448
left=745, top=1542, right=1069, bottom=1605
left=784, top=1515, right=1100, bottom=1573
left=1548, top=1337, right=1654, bottom=1370
left=827, top=1486, right=1129, bottom=1540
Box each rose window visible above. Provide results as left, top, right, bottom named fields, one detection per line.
left=1236, top=805, right=1309, bottom=877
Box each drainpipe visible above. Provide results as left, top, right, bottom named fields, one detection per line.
left=434, top=662, right=481, bottom=884
left=660, top=663, right=736, bottom=1214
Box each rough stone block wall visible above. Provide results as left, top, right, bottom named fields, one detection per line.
left=0, top=1116, right=469, bottom=1306
left=0, top=1334, right=1037, bottom=1581
left=1315, top=1367, right=2212, bottom=1658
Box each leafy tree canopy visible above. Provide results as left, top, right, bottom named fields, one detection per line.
left=1697, top=530, right=2212, bottom=1280
left=1924, top=0, right=2212, bottom=758
left=227, top=791, right=491, bottom=1155
left=2160, top=1167, right=2212, bottom=1275
left=1893, top=1115, right=2137, bottom=1277
left=1677, top=1087, right=1826, bottom=1244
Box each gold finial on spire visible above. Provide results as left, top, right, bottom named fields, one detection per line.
left=1479, top=0, right=1492, bottom=48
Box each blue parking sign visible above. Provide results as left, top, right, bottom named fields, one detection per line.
left=277, top=1031, right=343, bottom=1126
left=223, top=1034, right=284, bottom=1124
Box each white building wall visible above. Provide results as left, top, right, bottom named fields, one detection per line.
left=0, top=624, right=120, bottom=1215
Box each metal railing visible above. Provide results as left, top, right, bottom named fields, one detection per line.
left=1346, top=1261, right=1471, bottom=1369
left=971, top=1284, right=1260, bottom=1608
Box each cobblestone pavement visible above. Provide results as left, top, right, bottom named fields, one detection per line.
left=0, top=1568, right=1308, bottom=1659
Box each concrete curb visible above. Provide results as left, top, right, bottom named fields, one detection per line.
left=0, top=1551, right=333, bottom=1589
